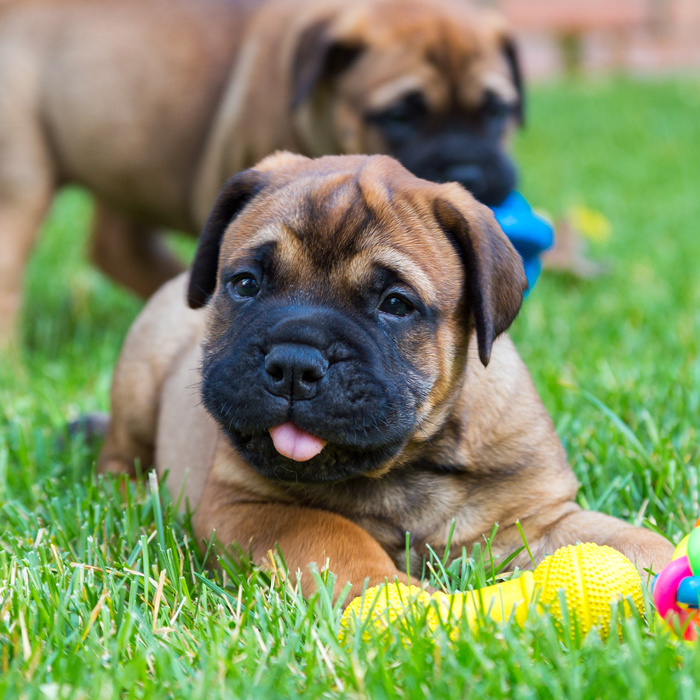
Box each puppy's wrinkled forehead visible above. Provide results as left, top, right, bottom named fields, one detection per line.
left=284, top=177, right=374, bottom=264
left=218, top=158, right=463, bottom=306
left=337, top=0, right=518, bottom=111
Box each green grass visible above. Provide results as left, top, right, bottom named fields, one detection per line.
left=1, top=77, right=700, bottom=697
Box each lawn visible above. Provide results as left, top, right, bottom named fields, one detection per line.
left=1, top=77, right=700, bottom=698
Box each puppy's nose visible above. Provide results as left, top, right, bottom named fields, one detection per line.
left=445, top=163, right=484, bottom=193
left=264, top=344, right=328, bottom=400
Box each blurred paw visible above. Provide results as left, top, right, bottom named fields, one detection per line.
left=65, top=412, right=111, bottom=448
left=543, top=218, right=610, bottom=279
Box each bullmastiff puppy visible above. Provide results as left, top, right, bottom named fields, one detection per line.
left=98, top=152, right=673, bottom=599
left=0, top=0, right=523, bottom=340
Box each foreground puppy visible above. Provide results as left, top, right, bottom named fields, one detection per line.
left=0, top=0, right=522, bottom=339
left=99, top=153, right=672, bottom=598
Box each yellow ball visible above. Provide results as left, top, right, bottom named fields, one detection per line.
left=338, top=583, right=431, bottom=643
left=533, top=542, right=644, bottom=639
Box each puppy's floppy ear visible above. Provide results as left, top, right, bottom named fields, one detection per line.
left=433, top=195, right=527, bottom=366
left=501, top=36, right=525, bottom=126
left=291, top=19, right=364, bottom=109
left=187, top=169, right=267, bottom=309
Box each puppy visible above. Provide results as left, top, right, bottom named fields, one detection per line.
left=0, top=0, right=522, bottom=339
left=99, top=152, right=673, bottom=599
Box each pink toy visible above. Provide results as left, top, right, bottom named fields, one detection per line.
left=653, top=518, right=700, bottom=640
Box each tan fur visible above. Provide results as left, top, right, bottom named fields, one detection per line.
left=0, top=0, right=518, bottom=340
left=99, top=154, right=673, bottom=601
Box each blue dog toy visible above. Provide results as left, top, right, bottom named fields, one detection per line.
left=490, top=192, right=554, bottom=294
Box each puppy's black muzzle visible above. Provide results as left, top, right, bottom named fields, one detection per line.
left=395, top=132, right=517, bottom=207
left=201, top=303, right=421, bottom=483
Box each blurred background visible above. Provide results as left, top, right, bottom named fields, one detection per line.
left=493, top=0, right=700, bottom=78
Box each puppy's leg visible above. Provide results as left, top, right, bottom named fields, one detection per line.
left=89, top=202, right=184, bottom=299
left=0, top=83, right=54, bottom=343
left=98, top=273, right=204, bottom=478
left=97, top=293, right=165, bottom=478
left=98, top=394, right=155, bottom=480
left=538, top=507, right=673, bottom=579
left=0, top=198, right=53, bottom=342
left=508, top=504, right=674, bottom=581
left=195, top=478, right=418, bottom=602
left=98, top=326, right=162, bottom=478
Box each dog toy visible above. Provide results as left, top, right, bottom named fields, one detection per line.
left=533, top=542, right=644, bottom=639
left=652, top=518, right=700, bottom=640
left=338, top=574, right=535, bottom=643
left=338, top=543, right=644, bottom=644
left=490, top=191, right=554, bottom=293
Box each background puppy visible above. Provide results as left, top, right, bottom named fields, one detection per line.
left=0, top=0, right=522, bottom=339
left=99, top=153, right=673, bottom=600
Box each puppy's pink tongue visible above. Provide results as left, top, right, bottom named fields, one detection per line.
left=269, top=422, right=327, bottom=461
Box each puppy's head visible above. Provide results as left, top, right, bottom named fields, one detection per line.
left=291, top=0, right=523, bottom=206
left=188, top=152, right=526, bottom=483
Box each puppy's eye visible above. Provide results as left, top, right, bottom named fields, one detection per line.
left=368, top=92, right=427, bottom=127
left=229, top=275, right=260, bottom=299
left=481, top=92, right=511, bottom=119
left=379, top=294, right=413, bottom=317
left=383, top=99, right=422, bottom=124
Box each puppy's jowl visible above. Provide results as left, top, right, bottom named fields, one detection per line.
left=100, top=153, right=672, bottom=599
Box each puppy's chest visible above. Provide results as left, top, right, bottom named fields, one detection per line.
left=289, top=468, right=487, bottom=567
